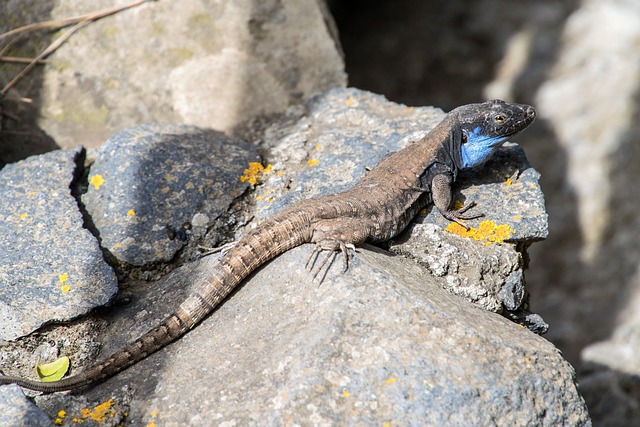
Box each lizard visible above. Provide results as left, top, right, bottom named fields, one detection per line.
left=0, top=99, right=535, bottom=392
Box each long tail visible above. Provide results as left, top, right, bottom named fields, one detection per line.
left=0, top=208, right=312, bottom=392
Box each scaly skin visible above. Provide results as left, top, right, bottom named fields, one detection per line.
left=0, top=99, right=535, bottom=392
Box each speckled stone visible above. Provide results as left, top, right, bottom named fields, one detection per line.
left=81, top=124, right=259, bottom=267
left=0, top=147, right=117, bottom=341
left=82, top=245, right=588, bottom=426
left=0, top=385, right=50, bottom=427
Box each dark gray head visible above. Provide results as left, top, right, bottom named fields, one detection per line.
left=449, top=99, right=536, bottom=168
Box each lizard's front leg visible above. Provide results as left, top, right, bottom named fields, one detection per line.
left=431, top=173, right=483, bottom=229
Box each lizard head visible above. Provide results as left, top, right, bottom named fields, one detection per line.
left=453, top=99, right=536, bottom=169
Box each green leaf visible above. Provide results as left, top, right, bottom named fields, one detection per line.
left=35, top=356, right=70, bottom=382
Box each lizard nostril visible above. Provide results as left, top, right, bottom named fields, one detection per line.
left=526, top=106, right=536, bottom=118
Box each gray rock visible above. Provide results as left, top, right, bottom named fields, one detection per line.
left=0, top=147, right=117, bottom=341
left=0, top=0, right=346, bottom=151
left=0, top=385, right=50, bottom=427
left=390, top=224, right=523, bottom=310
left=77, top=246, right=588, bottom=426
left=578, top=268, right=640, bottom=425
left=82, top=123, right=259, bottom=267
left=32, top=390, right=131, bottom=427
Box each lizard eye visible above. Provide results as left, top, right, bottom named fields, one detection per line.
left=495, top=115, right=505, bottom=123
left=461, top=131, right=468, bottom=144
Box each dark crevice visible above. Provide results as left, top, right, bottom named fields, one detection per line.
left=68, top=147, right=137, bottom=288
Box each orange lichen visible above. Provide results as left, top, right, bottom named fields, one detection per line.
left=77, top=398, right=115, bottom=422
left=445, top=220, right=514, bottom=244
left=240, top=162, right=272, bottom=185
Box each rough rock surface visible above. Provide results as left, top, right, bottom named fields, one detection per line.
left=43, top=246, right=586, bottom=426
left=0, top=147, right=117, bottom=341
left=0, top=385, right=50, bottom=427
left=82, top=123, right=258, bottom=267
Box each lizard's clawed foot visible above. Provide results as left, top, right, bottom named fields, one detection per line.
left=305, top=241, right=355, bottom=283
left=197, top=241, right=237, bottom=257
left=443, top=201, right=484, bottom=230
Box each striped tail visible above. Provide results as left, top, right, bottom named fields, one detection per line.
left=0, top=208, right=312, bottom=392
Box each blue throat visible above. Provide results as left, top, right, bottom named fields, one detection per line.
left=460, top=127, right=509, bottom=169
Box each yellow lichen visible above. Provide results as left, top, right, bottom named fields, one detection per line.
left=146, top=410, right=159, bottom=427
left=445, top=220, right=514, bottom=244
left=61, top=285, right=71, bottom=293
left=19, top=213, right=28, bottom=220
left=78, top=399, right=115, bottom=422
left=58, top=272, right=69, bottom=284
left=345, top=96, right=356, bottom=106
left=342, top=390, right=350, bottom=397
left=505, top=177, right=513, bottom=186
left=240, top=162, right=272, bottom=185
left=127, top=209, right=136, bottom=217
left=54, top=409, right=67, bottom=425
left=307, top=159, right=319, bottom=167
left=90, top=174, right=105, bottom=190
left=385, top=377, right=397, bottom=385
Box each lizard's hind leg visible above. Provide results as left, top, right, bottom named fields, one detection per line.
left=307, top=218, right=368, bottom=281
